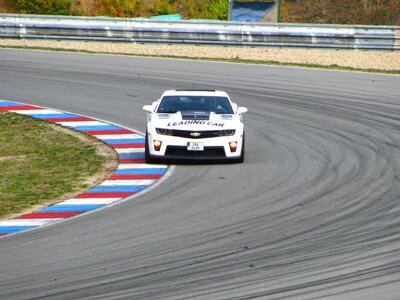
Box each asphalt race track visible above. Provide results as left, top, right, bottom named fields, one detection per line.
left=1, top=49, right=400, bottom=300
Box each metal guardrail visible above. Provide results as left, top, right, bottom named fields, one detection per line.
left=0, top=14, right=399, bottom=50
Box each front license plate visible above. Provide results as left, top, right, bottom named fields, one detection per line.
left=187, top=141, right=204, bottom=151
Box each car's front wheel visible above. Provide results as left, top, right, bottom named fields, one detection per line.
left=234, top=134, right=245, bottom=163
left=145, top=132, right=157, bottom=164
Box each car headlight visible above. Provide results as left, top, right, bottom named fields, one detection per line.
left=219, top=129, right=236, bottom=136
left=156, top=128, right=173, bottom=135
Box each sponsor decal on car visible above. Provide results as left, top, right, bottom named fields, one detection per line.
left=167, top=121, right=225, bottom=127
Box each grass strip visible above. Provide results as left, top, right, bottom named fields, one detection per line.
left=0, top=110, right=117, bottom=219
left=1, top=44, right=399, bottom=75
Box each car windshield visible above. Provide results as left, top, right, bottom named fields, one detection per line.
left=157, top=96, right=234, bottom=114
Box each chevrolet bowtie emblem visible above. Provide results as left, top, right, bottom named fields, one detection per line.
left=190, top=132, right=201, bottom=137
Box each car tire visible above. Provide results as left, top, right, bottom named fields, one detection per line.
left=234, top=134, right=245, bottom=163
left=145, top=132, right=157, bottom=164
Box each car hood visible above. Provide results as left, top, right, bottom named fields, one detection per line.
left=153, top=111, right=239, bottom=130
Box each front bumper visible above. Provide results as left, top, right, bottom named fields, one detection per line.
left=147, top=132, right=243, bottom=160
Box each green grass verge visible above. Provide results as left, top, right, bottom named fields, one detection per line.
left=1, top=44, right=399, bottom=75
left=0, top=110, right=113, bottom=219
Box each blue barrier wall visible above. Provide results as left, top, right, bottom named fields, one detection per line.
left=232, top=1, right=275, bottom=22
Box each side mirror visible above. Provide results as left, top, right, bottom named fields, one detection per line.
left=143, top=105, right=153, bottom=113
left=237, top=107, right=248, bottom=114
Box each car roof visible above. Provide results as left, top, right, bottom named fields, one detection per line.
left=161, top=90, right=230, bottom=98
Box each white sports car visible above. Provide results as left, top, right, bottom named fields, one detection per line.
left=143, top=90, right=247, bottom=163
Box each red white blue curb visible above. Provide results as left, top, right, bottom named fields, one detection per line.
left=0, top=100, right=170, bottom=237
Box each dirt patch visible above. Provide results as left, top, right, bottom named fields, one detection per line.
left=0, top=0, right=16, bottom=13
left=70, top=0, right=98, bottom=16
left=0, top=155, right=28, bottom=162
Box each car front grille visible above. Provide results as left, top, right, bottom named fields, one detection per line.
left=165, top=146, right=226, bottom=159
left=170, top=130, right=221, bottom=139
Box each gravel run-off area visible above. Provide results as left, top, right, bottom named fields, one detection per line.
left=0, top=38, right=399, bottom=71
